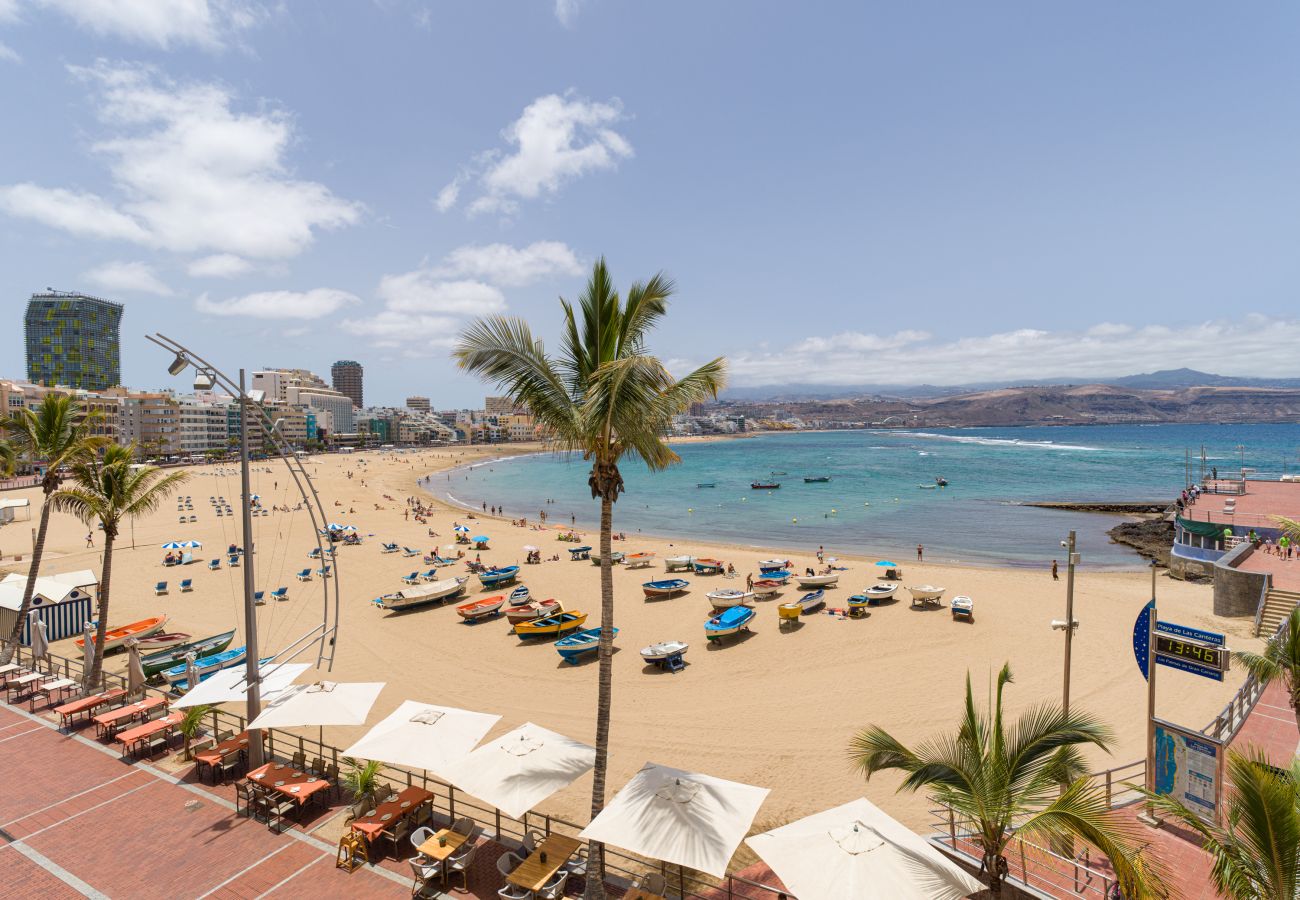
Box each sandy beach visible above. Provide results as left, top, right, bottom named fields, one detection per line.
left=0, top=447, right=1260, bottom=839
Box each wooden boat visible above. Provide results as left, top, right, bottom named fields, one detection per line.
left=692, top=557, right=724, bottom=575
left=860, top=584, right=898, bottom=604
left=590, top=551, right=624, bottom=566
left=142, top=630, right=234, bottom=678
left=797, top=589, right=826, bottom=613
left=135, top=632, right=191, bottom=653
left=508, top=586, right=531, bottom=606
left=457, top=596, right=506, bottom=622
left=751, top=481, right=780, bottom=490
left=803, top=476, right=831, bottom=483
left=951, top=595, right=973, bottom=620
left=846, top=594, right=872, bottom=616
left=76, top=616, right=167, bottom=653
left=374, top=577, right=467, bottom=611
left=640, top=640, right=688, bottom=663
left=643, top=578, right=689, bottom=599
left=515, top=610, right=588, bottom=640
left=705, top=606, right=755, bottom=641
left=758, top=559, right=791, bottom=573
left=664, top=555, right=695, bottom=572
left=478, top=566, right=520, bottom=587
left=625, top=552, right=656, bottom=569
left=777, top=601, right=803, bottom=624
left=761, top=570, right=792, bottom=584
left=162, top=645, right=246, bottom=688
left=751, top=579, right=784, bottom=597
left=796, top=573, right=839, bottom=588
left=706, top=588, right=754, bottom=608
left=908, top=585, right=946, bottom=606
left=556, top=627, right=617, bottom=664
left=506, top=599, right=562, bottom=625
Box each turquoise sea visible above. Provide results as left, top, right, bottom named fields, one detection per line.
left=428, top=424, right=1300, bottom=570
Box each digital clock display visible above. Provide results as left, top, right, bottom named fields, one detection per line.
left=1155, top=635, right=1228, bottom=672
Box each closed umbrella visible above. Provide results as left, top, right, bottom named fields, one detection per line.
left=440, top=722, right=595, bottom=819
left=81, top=621, right=97, bottom=687
left=29, top=614, right=48, bottom=664
left=125, top=639, right=146, bottom=698
left=183, top=651, right=200, bottom=692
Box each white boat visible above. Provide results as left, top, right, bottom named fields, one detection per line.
left=795, top=573, right=839, bottom=588
left=757, top=558, right=791, bottom=572
left=951, top=595, right=974, bottom=620
left=751, top=579, right=784, bottom=597
left=664, top=555, right=695, bottom=572
left=917, top=484, right=938, bottom=490
left=861, top=584, right=897, bottom=601
left=640, top=640, right=689, bottom=663
left=374, top=577, right=467, bottom=611
left=706, top=588, right=754, bottom=608
left=908, top=585, right=945, bottom=605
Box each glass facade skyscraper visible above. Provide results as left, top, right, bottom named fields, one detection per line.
left=24, top=292, right=124, bottom=391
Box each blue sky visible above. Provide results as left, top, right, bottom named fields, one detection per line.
left=2, top=2, right=1299, bottom=405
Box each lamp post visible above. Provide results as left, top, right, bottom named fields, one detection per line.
left=235, top=368, right=264, bottom=767
left=1061, top=531, right=1077, bottom=716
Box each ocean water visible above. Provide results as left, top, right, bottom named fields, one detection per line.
left=428, top=424, right=1300, bottom=569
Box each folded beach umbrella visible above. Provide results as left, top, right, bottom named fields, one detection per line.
left=183, top=652, right=199, bottom=693
left=744, top=798, right=982, bottom=900
left=174, top=662, right=311, bottom=709
left=580, top=762, right=770, bottom=879
left=341, top=700, right=500, bottom=778
left=248, top=680, right=385, bottom=730
left=29, top=614, right=48, bottom=663
left=81, top=621, right=97, bottom=684
left=439, top=722, right=595, bottom=819
left=125, top=639, right=146, bottom=698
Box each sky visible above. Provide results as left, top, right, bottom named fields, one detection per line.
left=1, top=2, right=1299, bottom=406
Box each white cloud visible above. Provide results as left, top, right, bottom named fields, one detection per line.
left=83, top=260, right=172, bottom=295
left=38, top=0, right=266, bottom=50
left=0, top=0, right=18, bottom=22
left=195, top=288, right=359, bottom=319
left=0, top=63, right=360, bottom=260
left=726, top=316, right=1300, bottom=387
left=0, top=41, right=19, bottom=62
left=375, top=275, right=505, bottom=315
left=187, top=253, right=252, bottom=278
left=554, top=0, right=582, bottom=27
left=341, top=311, right=463, bottom=348
left=440, top=93, right=632, bottom=216
left=436, top=240, right=581, bottom=286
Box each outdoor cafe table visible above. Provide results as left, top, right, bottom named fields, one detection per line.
left=246, top=762, right=332, bottom=807
left=350, top=786, right=435, bottom=842
left=92, top=696, right=168, bottom=739
left=416, top=827, right=469, bottom=878
left=507, top=833, right=582, bottom=893
left=115, top=710, right=183, bottom=758
left=193, top=731, right=250, bottom=781
left=55, top=689, right=127, bottom=728
left=5, top=672, right=51, bottom=699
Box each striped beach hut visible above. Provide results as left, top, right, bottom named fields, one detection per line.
left=0, top=570, right=97, bottom=646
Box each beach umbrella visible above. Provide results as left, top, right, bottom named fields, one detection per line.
left=472, top=535, right=489, bottom=543
left=453, top=525, right=470, bottom=533
left=81, top=621, right=97, bottom=685
left=875, top=560, right=898, bottom=567
left=439, top=722, right=595, bottom=819
left=161, top=541, right=186, bottom=549
left=744, top=798, right=982, bottom=900
left=341, top=700, right=500, bottom=779
left=174, top=662, right=311, bottom=709
left=125, top=639, right=146, bottom=698
left=579, top=762, right=770, bottom=879
left=247, top=680, right=385, bottom=730
left=29, top=614, right=48, bottom=663
left=184, top=652, right=200, bottom=692
left=182, top=540, right=202, bottom=548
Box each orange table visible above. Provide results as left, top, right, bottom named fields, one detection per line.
left=507, top=834, right=581, bottom=892
left=56, top=689, right=127, bottom=728
left=92, top=696, right=167, bottom=738
left=193, top=730, right=250, bottom=780
left=350, top=786, right=434, bottom=840
left=115, top=710, right=182, bottom=757
left=247, top=762, right=332, bottom=806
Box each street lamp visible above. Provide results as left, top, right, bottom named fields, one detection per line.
left=1057, top=531, right=1079, bottom=716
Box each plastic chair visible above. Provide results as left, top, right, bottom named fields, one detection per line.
left=496, top=853, right=529, bottom=899
left=154, top=582, right=168, bottom=595
left=443, top=836, right=478, bottom=892
left=180, top=579, right=193, bottom=592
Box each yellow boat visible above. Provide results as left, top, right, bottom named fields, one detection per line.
left=514, top=610, right=588, bottom=639
left=777, top=603, right=802, bottom=626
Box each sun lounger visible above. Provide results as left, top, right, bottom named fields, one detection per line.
left=317, top=565, right=331, bottom=578
left=254, top=591, right=266, bottom=605
left=401, top=572, right=420, bottom=585
left=308, top=547, right=321, bottom=559
left=271, top=587, right=288, bottom=601
left=155, top=581, right=168, bottom=595
left=228, top=555, right=240, bottom=567
left=402, top=547, right=420, bottom=557
left=296, top=568, right=312, bottom=581
left=420, top=569, right=437, bottom=581
left=180, top=579, right=193, bottom=592
left=208, top=559, right=221, bottom=571
left=381, top=543, right=399, bottom=553
left=189, top=515, right=197, bottom=522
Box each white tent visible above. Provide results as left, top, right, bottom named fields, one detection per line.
left=341, top=700, right=500, bottom=778
left=579, top=762, right=769, bottom=879
left=439, top=722, right=595, bottom=819
left=744, top=798, right=983, bottom=900
left=174, top=663, right=311, bottom=709
left=247, top=680, right=385, bottom=730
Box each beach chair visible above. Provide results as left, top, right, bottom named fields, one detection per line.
left=381, top=542, right=399, bottom=553
left=271, top=587, right=288, bottom=601
left=154, top=581, right=168, bottom=595
left=208, top=559, right=220, bottom=571
left=317, top=565, right=331, bottom=579
left=402, top=547, right=420, bottom=557
left=228, top=555, right=240, bottom=567
left=296, top=568, right=311, bottom=582
left=180, top=579, right=193, bottom=592
left=420, top=569, right=437, bottom=581
left=307, top=547, right=321, bottom=559
left=443, top=826, right=480, bottom=891
left=254, top=591, right=265, bottom=605
left=401, top=572, right=420, bottom=586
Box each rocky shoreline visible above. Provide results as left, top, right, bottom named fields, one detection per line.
left=1026, top=500, right=1187, bottom=573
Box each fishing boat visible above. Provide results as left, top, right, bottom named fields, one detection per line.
left=162, top=645, right=247, bottom=688
left=705, top=606, right=755, bottom=642
left=751, top=579, right=784, bottom=597
left=75, top=616, right=168, bottom=653
left=758, top=559, right=791, bottom=573
left=860, top=583, right=898, bottom=604
left=478, top=565, right=520, bottom=588
left=692, top=557, right=724, bottom=575
left=696, top=482, right=716, bottom=488
left=664, top=555, right=695, bottom=572
left=515, top=610, right=588, bottom=640
left=935, top=476, right=949, bottom=487
left=908, top=585, right=946, bottom=606
left=640, top=640, right=688, bottom=664
left=770, top=470, right=787, bottom=476
left=556, top=627, right=617, bottom=664
left=951, top=595, right=973, bottom=620
left=761, top=570, right=792, bottom=584
left=706, top=588, right=754, bottom=608
left=625, top=552, right=656, bottom=569
left=796, top=573, right=839, bottom=589
left=506, top=599, right=562, bottom=625
left=590, top=551, right=625, bottom=566
left=374, top=577, right=467, bottom=611
left=508, top=586, right=531, bottom=606
left=751, top=481, right=780, bottom=490
left=134, top=631, right=191, bottom=653
left=642, top=578, right=689, bottom=599
left=803, top=476, right=831, bottom=483
left=777, top=601, right=803, bottom=625
left=457, top=596, right=506, bottom=622
left=846, top=594, right=872, bottom=616
left=797, top=589, right=826, bottom=613
left=917, top=483, right=938, bottom=490
left=141, top=630, right=234, bottom=678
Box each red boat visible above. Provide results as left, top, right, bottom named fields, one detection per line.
left=456, top=596, right=505, bottom=621
left=506, top=599, right=561, bottom=625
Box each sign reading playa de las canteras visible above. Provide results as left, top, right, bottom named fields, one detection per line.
left=1132, top=602, right=1230, bottom=682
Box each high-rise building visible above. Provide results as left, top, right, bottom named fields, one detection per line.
left=406, top=396, right=430, bottom=412
left=485, top=396, right=520, bottom=416
left=24, top=291, right=124, bottom=391
left=331, top=360, right=363, bottom=408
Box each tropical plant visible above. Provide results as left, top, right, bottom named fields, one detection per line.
left=1235, top=604, right=1300, bottom=732
left=0, top=395, right=103, bottom=664
left=340, top=756, right=383, bottom=800
left=454, top=258, right=726, bottom=896
left=849, top=663, right=1161, bottom=898
left=51, top=443, right=188, bottom=690
left=179, top=704, right=213, bottom=760
left=1140, top=747, right=1298, bottom=900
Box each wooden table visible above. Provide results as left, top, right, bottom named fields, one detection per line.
left=247, top=763, right=332, bottom=806
left=115, top=711, right=182, bottom=757
left=193, top=731, right=250, bottom=780
left=623, top=890, right=667, bottom=900
left=416, top=828, right=468, bottom=862
left=92, top=696, right=167, bottom=738
left=507, top=834, right=582, bottom=892
left=350, top=786, right=434, bottom=840
left=55, top=689, right=126, bottom=728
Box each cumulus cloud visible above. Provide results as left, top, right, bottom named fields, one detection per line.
left=0, top=63, right=360, bottom=259
left=187, top=253, right=252, bottom=278
left=0, top=41, right=18, bottom=62
left=195, top=288, right=359, bottom=319
left=725, top=316, right=1300, bottom=387
left=342, top=311, right=464, bottom=348
left=554, top=0, right=582, bottom=27
left=438, top=93, right=631, bottom=217
left=39, top=0, right=266, bottom=50
left=436, top=241, right=581, bottom=286
left=83, top=260, right=172, bottom=296
left=375, top=275, right=505, bottom=315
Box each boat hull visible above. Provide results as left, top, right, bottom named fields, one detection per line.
left=664, top=556, right=695, bottom=572
left=706, top=590, right=754, bottom=608
left=908, top=585, right=945, bottom=604
left=705, top=607, right=755, bottom=640
left=162, top=646, right=246, bottom=687
left=556, top=627, right=617, bottom=664
left=478, top=566, right=520, bottom=587
left=77, top=615, right=168, bottom=653
left=508, top=586, right=531, bottom=606
left=798, top=590, right=826, bottom=613
left=141, top=630, right=234, bottom=678
left=796, top=575, right=839, bottom=588
left=457, top=597, right=505, bottom=621
left=640, top=641, right=689, bottom=662
left=643, top=579, right=689, bottom=599
left=135, top=632, right=191, bottom=653
left=751, top=580, right=783, bottom=596
left=515, top=611, right=588, bottom=639
left=506, top=600, right=561, bottom=625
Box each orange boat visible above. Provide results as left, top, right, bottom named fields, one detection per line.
left=75, top=616, right=168, bottom=653
left=456, top=596, right=505, bottom=622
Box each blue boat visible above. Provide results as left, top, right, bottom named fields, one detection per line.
left=705, top=606, right=755, bottom=642
left=556, top=627, right=617, bottom=664
left=642, top=578, right=689, bottom=600
left=478, top=565, right=520, bottom=588
left=797, top=589, right=826, bottom=613
left=509, top=586, right=531, bottom=606
left=162, top=645, right=247, bottom=688
left=761, top=570, right=792, bottom=584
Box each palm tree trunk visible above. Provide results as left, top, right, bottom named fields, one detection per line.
left=1, top=488, right=53, bottom=664
left=87, top=529, right=113, bottom=692
left=584, top=493, right=615, bottom=900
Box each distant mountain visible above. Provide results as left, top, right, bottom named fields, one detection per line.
left=1108, top=368, right=1300, bottom=390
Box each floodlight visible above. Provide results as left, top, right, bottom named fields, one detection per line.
left=167, top=352, right=189, bottom=376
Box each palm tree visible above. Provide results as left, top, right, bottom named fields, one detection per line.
left=0, top=395, right=103, bottom=664
left=179, top=704, right=213, bottom=761
left=455, top=258, right=726, bottom=896
left=1235, top=605, right=1300, bottom=732
left=849, top=663, right=1161, bottom=898
left=51, top=443, right=188, bottom=690
left=1141, top=747, right=1298, bottom=900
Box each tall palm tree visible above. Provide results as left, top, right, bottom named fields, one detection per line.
left=51, top=443, right=188, bottom=690
left=849, top=663, right=1161, bottom=898
left=1142, top=747, right=1299, bottom=900
left=455, top=258, right=726, bottom=897
left=0, top=395, right=102, bottom=664
left=1235, top=605, right=1300, bottom=732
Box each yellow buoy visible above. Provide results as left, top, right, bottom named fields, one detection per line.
left=688, top=508, right=694, bottom=513
left=792, top=517, right=798, bottom=524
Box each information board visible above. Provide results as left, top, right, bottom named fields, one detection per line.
left=1151, top=719, right=1223, bottom=823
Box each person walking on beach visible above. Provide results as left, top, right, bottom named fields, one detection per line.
left=1051, top=559, right=1059, bottom=581
left=917, top=544, right=924, bottom=562
left=816, top=545, right=824, bottom=564
left=746, top=573, right=753, bottom=591
left=85, top=532, right=94, bottom=548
